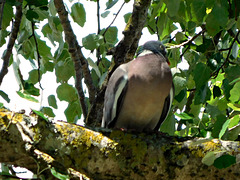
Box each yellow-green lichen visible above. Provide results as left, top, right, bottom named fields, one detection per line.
left=189, top=139, right=222, bottom=158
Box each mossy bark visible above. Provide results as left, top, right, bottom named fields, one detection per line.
left=0, top=108, right=240, bottom=179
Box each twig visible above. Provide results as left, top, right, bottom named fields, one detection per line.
left=0, top=0, right=5, bottom=30
left=211, top=30, right=240, bottom=78
left=0, top=0, right=23, bottom=86
left=54, top=0, right=95, bottom=119
left=170, top=29, right=205, bottom=49
left=96, top=0, right=101, bottom=65
left=31, top=21, right=43, bottom=90
left=102, top=2, right=125, bottom=37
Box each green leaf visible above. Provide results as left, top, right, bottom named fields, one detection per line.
left=41, top=107, right=55, bottom=117
left=173, top=75, right=186, bottom=95
left=28, top=69, right=41, bottom=85
left=49, top=0, right=57, bottom=16
left=232, top=42, right=239, bottom=59
left=222, top=79, right=234, bottom=100
left=213, top=154, right=236, bottom=169
left=23, top=81, right=40, bottom=96
left=57, top=83, right=78, bottom=103
left=228, top=121, right=240, bottom=140
left=193, top=63, right=211, bottom=89
left=212, top=114, right=227, bottom=138
left=219, top=119, right=230, bottom=139
left=48, top=95, right=58, bottom=109
left=228, top=115, right=240, bottom=129
left=25, top=0, right=48, bottom=7
left=124, top=13, right=131, bottom=23
left=165, top=0, right=180, bottom=17
left=227, top=103, right=240, bottom=111
left=65, top=101, right=82, bottom=123
left=175, top=89, right=186, bottom=103
left=0, top=90, right=10, bottom=103
left=229, top=77, right=240, bottom=85
left=87, top=58, right=101, bottom=77
left=71, top=3, right=86, bottom=27
left=55, top=59, right=75, bottom=83
left=50, top=167, right=69, bottom=180
left=37, top=37, right=53, bottom=59
left=160, top=114, right=175, bottom=136
left=102, top=26, right=118, bottom=44
left=206, top=4, right=228, bottom=36
left=225, top=65, right=240, bottom=82
left=26, top=9, right=39, bottom=21
left=106, top=0, right=118, bottom=10
left=191, top=0, right=206, bottom=23
left=17, top=91, right=39, bottom=103
left=0, top=30, right=8, bottom=47
left=101, top=11, right=110, bottom=18
left=175, top=112, right=193, bottom=120
left=229, top=81, right=240, bottom=103
left=202, top=152, right=216, bottom=166
left=82, top=33, right=104, bottom=50
left=194, top=84, right=211, bottom=105
left=2, top=3, right=14, bottom=30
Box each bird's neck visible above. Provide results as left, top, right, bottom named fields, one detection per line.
left=137, top=50, right=153, bottom=57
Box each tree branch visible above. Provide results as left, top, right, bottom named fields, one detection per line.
left=211, top=30, right=240, bottom=78
left=1, top=109, right=240, bottom=179
left=54, top=0, right=96, bottom=119
left=0, top=0, right=23, bottom=86
left=31, top=22, right=43, bottom=90
left=102, top=2, right=125, bottom=38
left=86, top=0, right=152, bottom=127
left=112, top=0, right=151, bottom=65
left=170, top=29, right=205, bottom=49
left=0, top=0, right=5, bottom=30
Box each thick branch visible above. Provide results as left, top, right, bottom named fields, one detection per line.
left=1, top=109, right=240, bottom=179
left=86, top=0, right=151, bottom=127
left=0, top=0, right=23, bottom=86
left=112, top=0, right=151, bottom=65
left=54, top=0, right=96, bottom=114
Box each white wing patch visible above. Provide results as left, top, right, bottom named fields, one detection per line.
left=166, top=86, right=174, bottom=118
left=111, top=69, right=128, bottom=121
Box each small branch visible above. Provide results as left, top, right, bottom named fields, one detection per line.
left=31, top=22, right=43, bottom=90
left=54, top=0, right=96, bottom=119
left=96, top=0, right=101, bottom=65
left=211, top=31, right=240, bottom=78
left=0, top=0, right=5, bottom=30
left=0, top=0, right=23, bottom=86
left=54, top=0, right=87, bottom=118
left=102, top=2, right=125, bottom=37
left=170, top=29, right=205, bottom=49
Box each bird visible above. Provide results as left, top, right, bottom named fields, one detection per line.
left=102, top=40, right=174, bottom=132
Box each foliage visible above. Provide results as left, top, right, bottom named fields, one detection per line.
left=0, top=0, right=240, bottom=176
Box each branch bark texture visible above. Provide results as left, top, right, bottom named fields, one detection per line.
left=0, top=0, right=23, bottom=86
left=1, top=109, right=240, bottom=179
left=86, top=0, right=151, bottom=127
left=54, top=0, right=96, bottom=119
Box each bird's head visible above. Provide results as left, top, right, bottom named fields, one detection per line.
left=137, top=41, right=169, bottom=64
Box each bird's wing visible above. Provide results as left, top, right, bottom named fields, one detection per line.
left=154, top=83, right=175, bottom=131
left=102, top=64, right=128, bottom=128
